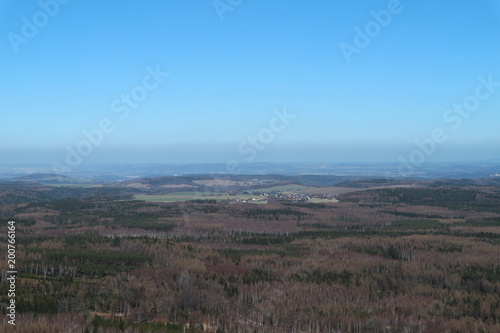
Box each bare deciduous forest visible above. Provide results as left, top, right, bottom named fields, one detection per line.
left=1, top=176, right=499, bottom=332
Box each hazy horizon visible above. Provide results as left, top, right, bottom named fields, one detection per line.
left=2, top=1, right=500, bottom=168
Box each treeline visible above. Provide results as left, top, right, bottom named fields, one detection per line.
left=242, top=208, right=309, bottom=220
left=340, top=188, right=500, bottom=213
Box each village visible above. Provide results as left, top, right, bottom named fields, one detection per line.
left=230, top=190, right=336, bottom=204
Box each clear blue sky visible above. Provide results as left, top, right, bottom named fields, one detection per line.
left=1, top=0, right=500, bottom=166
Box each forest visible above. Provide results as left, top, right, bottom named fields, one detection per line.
left=0, top=175, right=499, bottom=332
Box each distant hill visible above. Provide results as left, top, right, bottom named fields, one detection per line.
left=117, top=174, right=355, bottom=190
left=7, top=173, right=87, bottom=184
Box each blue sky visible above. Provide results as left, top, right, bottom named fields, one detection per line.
left=1, top=0, right=500, bottom=167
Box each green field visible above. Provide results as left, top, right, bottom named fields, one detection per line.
left=135, top=192, right=267, bottom=203
left=309, top=198, right=339, bottom=203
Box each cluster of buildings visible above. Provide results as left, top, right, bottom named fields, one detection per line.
left=223, top=190, right=337, bottom=204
